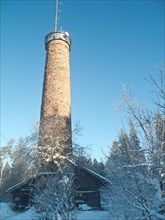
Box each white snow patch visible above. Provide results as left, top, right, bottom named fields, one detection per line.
left=78, top=204, right=92, bottom=211
left=76, top=210, right=110, bottom=220
left=1, top=203, right=110, bottom=220
left=0, top=203, right=15, bottom=219
left=0, top=204, right=39, bottom=220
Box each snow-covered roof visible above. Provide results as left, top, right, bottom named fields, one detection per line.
left=6, top=175, right=34, bottom=193
left=79, top=165, right=110, bottom=183
left=6, top=162, right=110, bottom=193
left=67, top=159, right=110, bottom=183
left=6, top=172, right=56, bottom=193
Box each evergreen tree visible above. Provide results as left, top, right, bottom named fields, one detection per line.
left=0, top=139, right=14, bottom=201
left=10, top=138, right=30, bottom=184
left=128, top=120, right=147, bottom=174
left=105, top=128, right=157, bottom=219
left=92, top=158, right=105, bottom=176
left=149, top=113, right=165, bottom=198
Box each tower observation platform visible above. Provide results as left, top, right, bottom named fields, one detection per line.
left=45, top=31, right=71, bottom=49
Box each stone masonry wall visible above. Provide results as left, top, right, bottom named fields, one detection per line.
left=41, top=39, right=71, bottom=120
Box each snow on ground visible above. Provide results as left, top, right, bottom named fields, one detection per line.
left=0, top=203, right=110, bottom=220
left=0, top=203, right=40, bottom=220
left=76, top=210, right=109, bottom=220
left=0, top=203, right=15, bottom=219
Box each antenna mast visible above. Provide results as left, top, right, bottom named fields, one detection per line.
left=54, top=0, right=58, bottom=32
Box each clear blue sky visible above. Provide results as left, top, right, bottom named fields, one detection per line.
left=1, top=0, right=164, bottom=161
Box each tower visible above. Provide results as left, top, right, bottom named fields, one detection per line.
left=41, top=32, right=71, bottom=121
left=39, top=1, right=72, bottom=163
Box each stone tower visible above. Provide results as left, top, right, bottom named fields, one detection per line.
left=39, top=31, right=72, bottom=158
left=41, top=32, right=71, bottom=121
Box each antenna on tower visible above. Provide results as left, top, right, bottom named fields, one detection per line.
left=54, top=0, right=58, bottom=32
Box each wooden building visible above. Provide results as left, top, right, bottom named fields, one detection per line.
left=74, top=165, right=108, bottom=209
left=6, top=164, right=108, bottom=211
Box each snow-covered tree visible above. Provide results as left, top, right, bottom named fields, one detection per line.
left=33, top=171, right=75, bottom=220
left=10, top=137, right=34, bottom=183
left=105, top=70, right=165, bottom=219
left=128, top=120, right=147, bottom=174
left=105, top=127, right=163, bottom=219
left=29, top=115, right=76, bottom=219
left=149, top=113, right=165, bottom=191
left=92, top=158, right=105, bottom=176
left=0, top=139, right=14, bottom=201
left=37, top=115, right=72, bottom=172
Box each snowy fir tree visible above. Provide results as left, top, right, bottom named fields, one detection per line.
left=104, top=71, right=165, bottom=219
left=104, top=127, right=164, bottom=219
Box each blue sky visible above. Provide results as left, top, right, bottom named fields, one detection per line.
left=1, top=0, right=164, bottom=161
